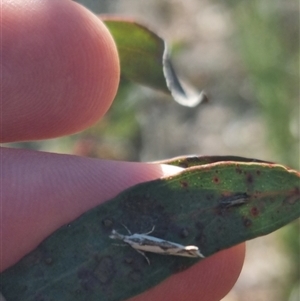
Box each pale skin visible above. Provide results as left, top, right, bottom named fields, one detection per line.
left=1, top=1, right=245, bottom=300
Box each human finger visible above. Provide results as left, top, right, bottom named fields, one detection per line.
left=1, top=147, right=183, bottom=271
left=2, top=0, right=119, bottom=142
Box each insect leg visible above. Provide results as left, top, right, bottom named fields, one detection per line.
left=135, top=249, right=150, bottom=265
left=121, top=223, right=132, bottom=235
left=142, top=225, right=155, bottom=235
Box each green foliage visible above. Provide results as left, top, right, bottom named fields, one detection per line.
left=233, top=0, right=299, bottom=169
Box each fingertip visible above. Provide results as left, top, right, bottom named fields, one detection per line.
left=2, top=0, right=120, bottom=142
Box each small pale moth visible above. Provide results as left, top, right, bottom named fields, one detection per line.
left=109, top=226, right=204, bottom=264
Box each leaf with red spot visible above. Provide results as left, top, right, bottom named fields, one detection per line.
left=1, top=159, right=299, bottom=301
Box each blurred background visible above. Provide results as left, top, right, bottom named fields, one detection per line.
left=8, top=0, right=299, bottom=300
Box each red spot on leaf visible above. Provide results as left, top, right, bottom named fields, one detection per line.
left=213, top=177, right=220, bottom=184
left=251, top=207, right=259, bottom=217
left=180, top=181, right=188, bottom=188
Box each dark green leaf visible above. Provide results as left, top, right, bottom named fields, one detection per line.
left=103, top=19, right=207, bottom=107
left=1, top=161, right=299, bottom=301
